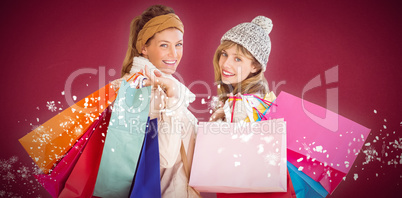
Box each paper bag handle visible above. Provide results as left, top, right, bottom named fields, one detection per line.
left=180, top=140, right=202, bottom=197
left=114, top=72, right=144, bottom=92
left=180, top=140, right=191, bottom=178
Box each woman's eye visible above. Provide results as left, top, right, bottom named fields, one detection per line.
left=221, top=52, right=228, bottom=57
left=235, top=57, right=241, bottom=62
left=160, top=44, right=168, bottom=48
left=176, top=43, right=183, bottom=47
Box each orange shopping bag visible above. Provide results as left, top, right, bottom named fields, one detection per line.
left=19, top=83, right=117, bottom=174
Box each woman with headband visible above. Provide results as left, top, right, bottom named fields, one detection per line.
left=112, top=5, right=199, bottom=198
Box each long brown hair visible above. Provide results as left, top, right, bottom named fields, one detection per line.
left=213, top=40, right=269, bottom=105
left=121, top=5, right=175, bottom=77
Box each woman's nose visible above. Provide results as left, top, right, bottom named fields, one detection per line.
left=222, top=57, right=232, bottom=68
left=168, top=46, right=177, bottom=57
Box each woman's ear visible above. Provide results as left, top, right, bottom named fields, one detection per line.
left=141, top=46, right=148, bottom=57
left=251, top=66, right=258, bottom=74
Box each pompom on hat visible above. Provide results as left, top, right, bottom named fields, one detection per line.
left=221, top=16, right=273, bottom=72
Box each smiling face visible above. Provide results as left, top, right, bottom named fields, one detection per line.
left=218, top=45, right=257, bottom=85
left=142, top=28, right=183, bottom=75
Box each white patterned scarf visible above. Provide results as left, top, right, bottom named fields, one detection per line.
left=130, top=56, right=196, bottom=107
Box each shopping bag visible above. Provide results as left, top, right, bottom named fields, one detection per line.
left=266, top=91, right=371, bottom=193
left=19, top=83, right=117, bottom=174
left=58, top=106, right=112, bottom=198
left=216, top=169, right=296, bottom=198
left=189, top=119, right=287, bottom=193
left=287, top=161, right=328, bottom=198
left=129, top=118, right=161, bottom=198
left=34, top=110, right=106, bottom=198
left=244, top=92, right=277, bottom=122
left=93, top=81, right=151, bottom=198
left=224, top=92, right=276, bottom=123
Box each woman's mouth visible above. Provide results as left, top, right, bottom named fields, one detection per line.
left=222, top=70, right=235, bottom=77
left=162, top=60, right=177, bottom=66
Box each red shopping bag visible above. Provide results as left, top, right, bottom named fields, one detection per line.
left=34, top=110, right=106, bottom=197
left=267, top=91, right=371, bottom=194
left=58, top=107, right=112, bottom=198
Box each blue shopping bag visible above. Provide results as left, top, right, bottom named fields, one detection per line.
left=287, top=161, right=329, bottom=198
left=130, top=118, right=161, bottom=198
left=93, top=81, right=151, bottom=198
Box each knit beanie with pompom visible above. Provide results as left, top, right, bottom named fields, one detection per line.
left=221, top=16, right=273, bottom=71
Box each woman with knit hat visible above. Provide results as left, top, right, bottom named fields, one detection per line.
left=111, top=5, right=199, bottom=198
left=208, top=16, right=298, bottom=198
left=210, top=16, right=275, bottom=123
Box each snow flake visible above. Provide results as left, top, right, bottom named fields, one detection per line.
left=345, top=161, right=350, bottom=168
left=264, top=152, right=280, bottom=166
left=17, top=166, right=30, bottom=180
left=46, top=101, right=57, bottom=112
left=262, top=136, right=274, bottom=144
left=217, top=147, right=225, bottom=154
left=239, top=133, right=253, bottom=142
left=323, top=166, right=332, bottom=178
left=298, top=166, right=304, bottom=171
left=314, top=145, right=323, bottom=153
left=362, top=146, right=380, bottom=165
left=31, top=165, right=42, bottom=176
left=353, top=173, right=358, bottom=180
left=2, top=171, right=16, bottom=181
left=209, top=96, right=220, bottom=110
left=9, top=156, right=18, bottom=164
left=31, top=124, right=41, bottom=131
left=0, top=156, right=19, bottom=172
left=302, top=142, right=313, bottom=154
left=257, top=144, right=264, bottom=154
left=0, top=159, right=12, bottom=172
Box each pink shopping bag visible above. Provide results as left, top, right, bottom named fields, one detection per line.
left=217, top=170, right=296, bottom=198
left=266, top=91, right=371, bottom=194
left=189, top=119, right=287, bottom=193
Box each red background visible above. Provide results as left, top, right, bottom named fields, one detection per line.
left=0, top=0, right=401, bottom=197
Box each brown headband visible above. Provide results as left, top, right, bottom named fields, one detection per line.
left=136, top=13, right=184, bottom=53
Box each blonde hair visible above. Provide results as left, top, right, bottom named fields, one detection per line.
left=121, top=5, right=175, bottom=77
left=213, top=40, right=269, bottom=105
